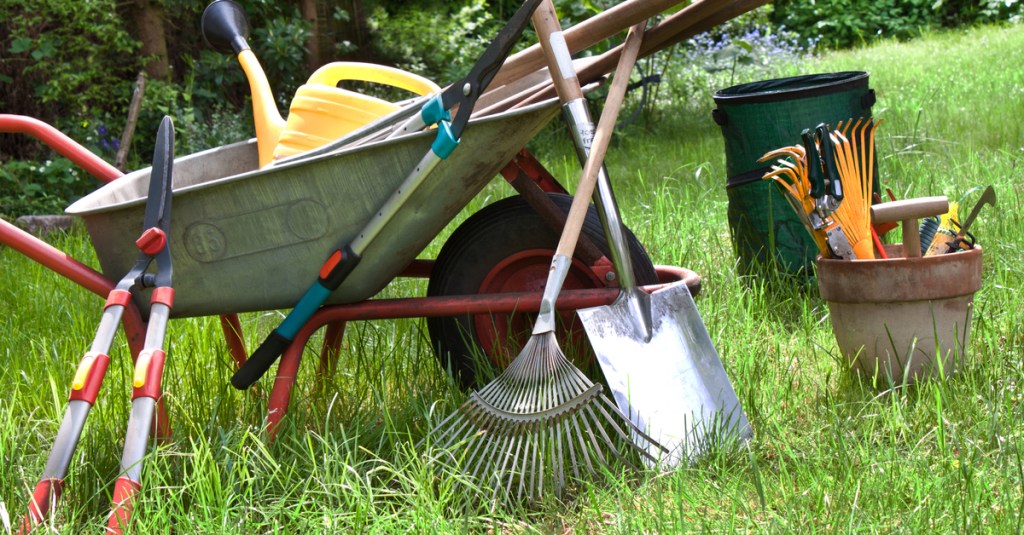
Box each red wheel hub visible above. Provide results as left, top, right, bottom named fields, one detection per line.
left=473, top=249, right=604, bottom=369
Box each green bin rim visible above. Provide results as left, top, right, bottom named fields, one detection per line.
left=713, top=71, right=869, bottom=105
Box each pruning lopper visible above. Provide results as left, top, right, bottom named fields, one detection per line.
left=804, top=123, right=855, bottom=259
left=231, top=0, right=546, bottom=390
left=23, top=116, right=175, bottom=534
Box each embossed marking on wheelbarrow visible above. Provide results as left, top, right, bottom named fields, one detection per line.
left=184, top=199, right=328, bottom=262
left=67, top=98, right=560, bottom=317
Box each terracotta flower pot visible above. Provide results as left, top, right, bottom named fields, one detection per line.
left=816, top=244, right=983, bottom=384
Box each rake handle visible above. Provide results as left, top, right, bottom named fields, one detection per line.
left=531, top=1, right=585, bottom=103
left=554, top=20, right=646, bottom=259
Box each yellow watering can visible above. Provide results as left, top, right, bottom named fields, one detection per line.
left=202, top=0, right=440, bottom=167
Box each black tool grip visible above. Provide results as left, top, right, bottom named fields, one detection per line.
left=803, top=128, right=825, bottom=199
left=231, top=330, right=290, bottom=389
left=816, top=123, right=843, bottom=202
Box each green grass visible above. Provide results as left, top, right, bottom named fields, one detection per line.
left=3, top=23, right=1024, bottom=533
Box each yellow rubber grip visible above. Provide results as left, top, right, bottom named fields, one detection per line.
left=133, top=350, right=154, bottom=389
left=72, top=352, right=100, bottom=391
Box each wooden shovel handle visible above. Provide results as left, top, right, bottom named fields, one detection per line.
left=555, top=20, right=646, bottom=259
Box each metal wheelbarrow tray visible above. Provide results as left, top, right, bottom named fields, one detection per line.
left=66, top=98, right=560, bottom=318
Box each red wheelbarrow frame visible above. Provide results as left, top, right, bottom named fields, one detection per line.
left=0, top=113, right=699, bottom=439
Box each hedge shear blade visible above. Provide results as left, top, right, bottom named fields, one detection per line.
left=231, top=0, right=545, bottom=390
left=23, top=117, right=176, bottom=534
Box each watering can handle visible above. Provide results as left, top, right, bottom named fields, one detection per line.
left=306, top=62, right=440, bottom=97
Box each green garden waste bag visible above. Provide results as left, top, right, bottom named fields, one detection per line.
left=713, top=72, right=875, bottom=276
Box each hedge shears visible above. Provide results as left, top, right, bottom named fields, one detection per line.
left=24, top=116, right=176, bottom=534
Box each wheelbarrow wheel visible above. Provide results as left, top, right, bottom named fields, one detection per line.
left=427, top=193, right=658, bottom=389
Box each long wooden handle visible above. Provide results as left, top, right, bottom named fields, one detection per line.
left=494, top=0, right=680, bottom=89
left=555, top=20, right=646, bottom=258
left=478, top=0, right=769, bottom=115
left=531, top=0, right=584, bottom=102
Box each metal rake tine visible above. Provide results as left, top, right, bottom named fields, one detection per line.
left=533, top=424, right=549, bottom=502
left=569, top=412, right=597, bottom=477
left=548, top=418, right=566, bottom=497
left=436, top=398, right=491, bottom=450
left=598, top=395, right=667, bottom=459
left=517, top=421, right=537, bottom=502
left=556, top=420, right=569, bottom=495
left=576, top=405, right=616, bottom=471
left=524, top=418, right=540, bottom=498
left=469, top=427, right=510, bottom=495
left=429, top=407, right=475, bottom=452
left=462, top=412, right=505, bottom=481
left=561, top=417, right=581, bottom=481
left=494, top=424, right=524, bottom=504
left=588, top=399, right=646, bottom=470
left=425, top=399, right=475, bottom=444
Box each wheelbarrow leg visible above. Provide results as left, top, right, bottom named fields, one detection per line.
left=267, top=340, right=305, bottom=440
left=219, top=313, right=249, bottom=370
left=317, top=321, right=347, bottom=388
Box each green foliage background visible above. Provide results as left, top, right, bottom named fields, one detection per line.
left=0, top=0, right=1020, bottom=216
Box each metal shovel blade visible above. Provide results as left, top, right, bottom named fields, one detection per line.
left=577, top=282, right=752, bottom=466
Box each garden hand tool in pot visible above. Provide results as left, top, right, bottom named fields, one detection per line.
left=533, top=1, right=750, bottom=465
left=804, top=125, right=857, bottom=259
left=945, top=185, right=995, bottom=253
left=22, top=117, right=176, bottom=534
left=202, top=0, right=440, bottom=166
left=231, top=0, right=546, bottom=390
left=871, top=196, right=950, bottom=258
left=424, top=21, right=660, bottom=503
left=828, top=119, right=879, bottom=259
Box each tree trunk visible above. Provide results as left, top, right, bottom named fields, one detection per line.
left=300, top=0, right=321, bottom=73
left=130, top=0, right=169, bottom=80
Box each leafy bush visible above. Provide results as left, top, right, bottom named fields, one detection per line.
left=771, top=0, right=1024, bottom=49
left=0, top=0, right=140, bottom=157
left=368, top=0, right=500, bottom=84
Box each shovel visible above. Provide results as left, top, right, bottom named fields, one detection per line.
left=530, top=3, right=750, bottom=466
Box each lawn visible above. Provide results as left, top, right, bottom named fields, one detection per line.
left=2, top=22, right=1023, bottom=533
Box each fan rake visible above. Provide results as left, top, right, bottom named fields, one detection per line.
left=421, top=19, right=664, bottom=505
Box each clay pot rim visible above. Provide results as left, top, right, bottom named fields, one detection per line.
left=816, top=245, right=983, bottom=303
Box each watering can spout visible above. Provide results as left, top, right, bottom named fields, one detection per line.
left=202, top=0, right=285, bottom=167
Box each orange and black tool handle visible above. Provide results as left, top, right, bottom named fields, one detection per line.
left=231, top=244, right=361, bottom=389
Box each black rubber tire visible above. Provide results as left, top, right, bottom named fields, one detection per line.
left=427, top=193, right=658, bottom=389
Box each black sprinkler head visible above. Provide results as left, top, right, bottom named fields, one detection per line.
left=201, top=0, right=251, bottom=54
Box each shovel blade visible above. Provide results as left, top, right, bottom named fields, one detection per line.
left=578, top=282, right=751, bottom=466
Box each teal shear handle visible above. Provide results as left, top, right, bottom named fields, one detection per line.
left=231, top=244, right=360, bottom=389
